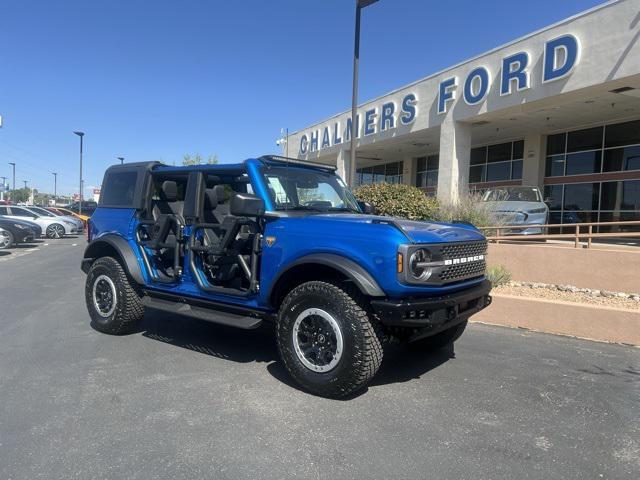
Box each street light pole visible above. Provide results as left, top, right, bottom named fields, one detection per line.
left=0, top=176, right=6, bottom=201
left=8, top=162, right=15, bottom=193
left=349, top=0, right=379, bottom=186
left=52, top=172, right=58, bottom=205
left=117, top=156, right=124, bottom=165
left=74, top=131, right=85, bottom=214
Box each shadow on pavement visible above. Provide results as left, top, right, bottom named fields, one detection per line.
left=137, top=308, right=277, bottom=364
left=266, top=343, right=454, bottom=399
left=11, top=243, right=40, bottom=249
left=0, top=251, right=11, bottom=257
left=135, top=309, right=455, bottom=398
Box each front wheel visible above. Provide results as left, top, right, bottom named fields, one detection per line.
left=85, top=256, right=144, bottom=335
left=0, top=229, right=14, bottom=249
left=276, top=281, right=383, bottom=398
left=46, top=223, right=65, bottom=239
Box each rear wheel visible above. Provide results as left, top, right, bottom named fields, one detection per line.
left=46, top=223, right=65, bottom=239
left=409, top=320, right=468, bottom=351
left=0, top=230, right=13, bottom=249
left=276, top=281, right=383, bottom=398
left=85, top=256, right=144, bottom=335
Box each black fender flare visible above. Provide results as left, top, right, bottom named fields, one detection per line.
left=81, top=234, right=145, bottom=284
left=269, top=253, right=385, bottom=299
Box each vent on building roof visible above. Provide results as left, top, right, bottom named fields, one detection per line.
left=610, top=86, right=635, bottom=94
left=609, top=86, right=640, bottom=99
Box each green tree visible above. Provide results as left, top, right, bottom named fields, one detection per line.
left=182, top=153, right=219, bottom=166
left=9, top=187, right=31, bottom=203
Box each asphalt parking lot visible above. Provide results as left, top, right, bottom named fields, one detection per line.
left=0, top=239, right=638, bottom=479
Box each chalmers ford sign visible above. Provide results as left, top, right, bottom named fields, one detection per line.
left=299, top=34, right=580, bottom=155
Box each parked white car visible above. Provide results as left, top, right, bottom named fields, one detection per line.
left=0, top=205, right=78, bottom=238
left=26, top=205, right=84, bottom=232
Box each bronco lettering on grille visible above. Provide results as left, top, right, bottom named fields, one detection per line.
left=444, top=254, right=485, bottom=266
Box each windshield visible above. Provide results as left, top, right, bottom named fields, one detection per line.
left=483, top=187, right=542, bottom=203
left=28, top=206, right=56, bottom=217
left=262, top=166, right=361, bottom=212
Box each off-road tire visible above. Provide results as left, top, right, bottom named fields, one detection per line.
left=85, top=256, right=144, bottom=335
left=409, top=320, right=468, bottom=351
left=276, top=281, right=383, bottom=398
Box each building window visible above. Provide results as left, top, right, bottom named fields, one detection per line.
left=545, top=119, right=640, bottom=177
left=416, top=155, right=439, bottom=188
left=469, top=140, right=523, bottom=184
left=544, top=179, right=640, bottom=232
left=356, top=161, right=403, bottom=185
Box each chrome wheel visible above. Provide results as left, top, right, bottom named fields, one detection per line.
left=92, top=274, right=117, bottom=318
left=292, top=308, right=343, bottom=373
left=0, top=230, right=12, bottom=249
left=47, top=224, right=65, bottom=239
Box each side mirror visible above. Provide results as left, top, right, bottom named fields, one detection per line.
left=358, top=201, right=375, bottom=215
left=230, top=193, right=265, bottom=217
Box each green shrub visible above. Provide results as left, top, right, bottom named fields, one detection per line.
left=353, top=182, right=439, bottom=221
left=486, top=265, right=511, bottom=287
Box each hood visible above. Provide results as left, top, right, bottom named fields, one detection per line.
left=485, top=201, right=546, bottom=213
left=305, top=214, right=485, bottom=244
left=0, top=216, right=38, bottom=229
left=59, top=215, right=82, bottom=225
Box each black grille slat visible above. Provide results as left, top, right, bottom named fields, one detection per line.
left=440, top=241, right=487, bottom=258
left=438, top=260, right=486, bottom=282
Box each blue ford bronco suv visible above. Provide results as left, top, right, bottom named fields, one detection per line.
left=82, top=156, right=491, bottom=397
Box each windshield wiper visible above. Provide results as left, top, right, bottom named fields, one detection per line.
left=327, top=207, right=361, bottom=213
left=276, top=205, right=325, bottom=212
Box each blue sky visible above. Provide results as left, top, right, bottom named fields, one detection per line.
left=0, top=0, right=604, bottom=196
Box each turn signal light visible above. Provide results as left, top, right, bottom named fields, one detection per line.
left=397, top=253, right=403, bottom=273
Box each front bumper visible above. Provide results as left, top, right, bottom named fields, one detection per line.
left=501, top=224, right=545, bottom=235
left=371, top=280, right=492, bottom=330
left=15, top=230, right=35, bottom=243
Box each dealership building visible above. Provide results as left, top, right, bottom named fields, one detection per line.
left=285, top=0, right=640, bottom=227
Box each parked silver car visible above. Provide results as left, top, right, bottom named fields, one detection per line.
left=26, top=206, right=84, bottom=232
left=483, top=186, right=548, bottom=235
left=0, top=205, right=77, bottom=238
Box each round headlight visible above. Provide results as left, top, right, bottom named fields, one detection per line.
left=409, top=248, right=432, bottom=281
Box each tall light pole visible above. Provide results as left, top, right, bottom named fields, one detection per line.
left=52, top=172, right=58, bottom=205
left=349, top=0, right=379, bottom=186
left=73, top=131, right=85, bottom=214
left=8, top=162, right=15, bottom=193
left=117, top=156, right=124, bottom=165
left=0, top=176, right=6, bottom=202
left=23, top=180, right=28, bottom=189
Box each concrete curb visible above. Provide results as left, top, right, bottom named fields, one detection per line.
left=471, top=293, right=640, bottom=346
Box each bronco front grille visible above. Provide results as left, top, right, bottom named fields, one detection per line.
left=398, top=240, right=488, bottom=286
left=437, top=240, right=488, bottom=284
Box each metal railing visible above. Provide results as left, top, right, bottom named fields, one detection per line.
left=485, top=220, right=640, bottom=249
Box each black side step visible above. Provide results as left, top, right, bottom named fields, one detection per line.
left=141, top=295, right=263, bottom=330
